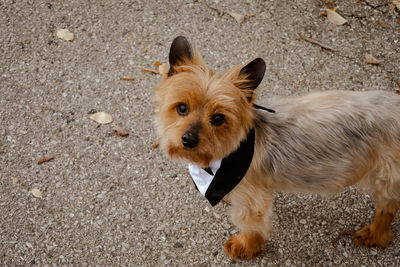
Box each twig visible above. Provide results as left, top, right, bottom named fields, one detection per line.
left=121, top=77, right=135, bottom=82
left=141, top=67, right=159, bottom=74
left=38, top=156, right=54, bottom=164
left=299, top=34, right=336, bottom=52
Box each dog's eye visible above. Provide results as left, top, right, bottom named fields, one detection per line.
left=210, top=114, right=225, bottom=126
left=176, top=103, right=189, bottom=116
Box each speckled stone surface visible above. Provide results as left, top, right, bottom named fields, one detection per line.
left=1, top=0, right=400, bottom=265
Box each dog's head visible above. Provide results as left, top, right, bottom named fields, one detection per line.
left=153, top=36, right=265, bottom=167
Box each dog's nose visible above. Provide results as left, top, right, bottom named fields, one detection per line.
left=182, top=133, right=199, bottom=148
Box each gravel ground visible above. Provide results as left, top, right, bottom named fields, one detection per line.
left=1, top=0, right=400, bottom=265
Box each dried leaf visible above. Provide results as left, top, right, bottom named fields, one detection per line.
left=152, top=139, right=160, bottom=149
left=158, top=64, right=168, bottom=76
left=11, top=177, right=19, bottom=184
left=247, top=13, right=255, bottom=18
left=142, top=61, right=169, bottom=75
left=365, top=54, right=380, bottom=65
left=31, top=188, right=43, bottom=199
left=377, top=21, right=387, bottom=28
left=56, top=29, right=74, bottom=41
left=393, top=0, right=400, bottom=10
left=121, top=77, right=135, bottom=82
left=38, top=156, right=54, bottom=164
left=326, top=9, right=347, bottom=26
left=396, top=81, right=400, bottom=89
left=88, top=112, right=113, bottom=124
left=112, top=122, right=129, bottom=137
left=396, top=89, right=400, bottom=95
left=141, top=67, right=159, bottom=74
left=227, top=11, right=245, bottom=25
left=207, top=5, right=224, bottom=16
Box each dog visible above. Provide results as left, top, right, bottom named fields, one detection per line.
left=153, top=36, right=400, bottom=260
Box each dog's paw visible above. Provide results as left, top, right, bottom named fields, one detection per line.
left=224, top=233, right=263, bottom=260
left=353, top=225, right=393, bottom=247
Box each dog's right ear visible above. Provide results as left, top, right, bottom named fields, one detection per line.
left=168, top=36, right=193, bottom=77
left=234, top=58, right=266, bottom=102
left=238, top=58, right=266, bottom=92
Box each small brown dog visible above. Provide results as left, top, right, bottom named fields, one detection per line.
left=153, top=36, right=400, bottom=260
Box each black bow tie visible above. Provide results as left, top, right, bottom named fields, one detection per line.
left=195, top=128, right=255, bottom=206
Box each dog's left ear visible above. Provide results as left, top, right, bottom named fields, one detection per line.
left=168, top=36, right=193, bottom=77
left=238, top=58, right=266, bottom=93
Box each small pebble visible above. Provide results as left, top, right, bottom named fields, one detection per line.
left=173, top=242, right=183, bottom=248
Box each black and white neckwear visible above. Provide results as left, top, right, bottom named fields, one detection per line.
left=188, top=104, right=274, bottom=206
left=188, top=128, right=255, bottom=206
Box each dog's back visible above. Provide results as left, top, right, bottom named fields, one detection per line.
left=254, top=90, right=400, bottom=196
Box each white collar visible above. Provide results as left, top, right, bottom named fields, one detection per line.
left=187, top=128, right=256, bottom=206
left=188, top=160, right=221, bottom=196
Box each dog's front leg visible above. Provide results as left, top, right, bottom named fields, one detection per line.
left=224, top=177, right=273, bottom=260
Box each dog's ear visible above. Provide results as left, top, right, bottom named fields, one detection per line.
left=168, top=36, right=193, bottom=77
left=238, top=58, right=266, bottom=92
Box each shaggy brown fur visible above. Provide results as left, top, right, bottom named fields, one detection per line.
left=153, top=36, right=400, bottom=260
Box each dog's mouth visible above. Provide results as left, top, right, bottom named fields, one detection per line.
left=167, top=144, right=213, bottom=167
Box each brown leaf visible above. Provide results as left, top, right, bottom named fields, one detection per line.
left=11, top=177, right=20, bottom=184
left=152, top=139, right=160, bottom=149
left=227, top=11, right=245, bottom=25
left=365, top=54, right=380, bottom=65
left=158, top=64, right=168, bottom=76
left=141, top=67, right=159, bottom=74
left=247, top=13, right=255, bottom=18
left=38, top=156, right=54, bottom=165
left=142, top=64, right=167, bottom=75
left=396, top=81, right=400, bottom=89
left=112, top=122, right=129, bottom=137
left=326, top=9, right=347, bottom=26
left=121, top=77, right=135, bottom=82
